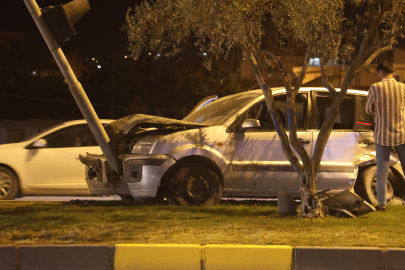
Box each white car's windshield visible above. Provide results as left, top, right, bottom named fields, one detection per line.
left=183, top=92, right=261, bottom=125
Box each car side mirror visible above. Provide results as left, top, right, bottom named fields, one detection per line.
left=241, top=119, right=260, bottom=129
left=32, top=139, right=48, bottom=148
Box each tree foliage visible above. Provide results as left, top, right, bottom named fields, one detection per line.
left=126, top=0, right=270, bottom=69
left=125, top=0, right=405, bottom=218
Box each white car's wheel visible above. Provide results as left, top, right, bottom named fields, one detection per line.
left=356, top=165, right=395, bottom=205
left=0, top=167, right=19, bottom=200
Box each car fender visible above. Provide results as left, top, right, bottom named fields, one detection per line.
left=168, top=143, right=229, bottom=171
left=354, top=151, right=398, bottom=168
left=0, top=146, right=27, bottom=191
left=352, top=152, right=403, bottom=188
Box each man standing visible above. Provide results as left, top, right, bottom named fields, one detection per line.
left=366, top=61, right=405, bottom=211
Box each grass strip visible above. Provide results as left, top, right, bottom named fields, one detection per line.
left=0, top=200, right=404, bottom=247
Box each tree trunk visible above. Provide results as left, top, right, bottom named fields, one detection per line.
left=300, top=167, right=323, bottom=218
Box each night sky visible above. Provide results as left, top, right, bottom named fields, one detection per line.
left=2, top=0, right=143, bottom=59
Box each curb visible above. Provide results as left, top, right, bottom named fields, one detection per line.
left=2, top=244, right=405, bottom=269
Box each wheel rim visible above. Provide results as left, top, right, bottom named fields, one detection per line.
left=0, top=172, right=13, bottom=199
left=179, top=174, right=210, bottom=205
left=371, top=176, right=394, bottom=201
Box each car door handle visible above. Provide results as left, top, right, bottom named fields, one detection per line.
left=298, top=138, right=311, bottom=144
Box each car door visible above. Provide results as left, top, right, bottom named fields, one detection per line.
left=26, top=124, right=103, bottom=194
left=312, top=91, right=373, bottom=192
left=230, top=93, right=312, bottom=197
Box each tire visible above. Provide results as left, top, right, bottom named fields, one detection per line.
left=167, top=165, right=222, bottom=206
left=355, top=165, right=395, bottom=205
left=0, top=167, right=19, bottom=200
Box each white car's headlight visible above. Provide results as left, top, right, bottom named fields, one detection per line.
left=132, top=136, right=159, bottom=154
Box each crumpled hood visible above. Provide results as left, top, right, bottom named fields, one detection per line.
left=105, top=113, right=208, bottom=143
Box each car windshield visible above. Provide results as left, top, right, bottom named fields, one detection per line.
left=183, top=92, right=261, bottom=125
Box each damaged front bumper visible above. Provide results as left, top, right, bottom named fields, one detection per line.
left=80, top=153, right=176, bottom=198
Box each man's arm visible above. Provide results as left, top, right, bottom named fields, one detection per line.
left=365, top=87, right=375, bottom=115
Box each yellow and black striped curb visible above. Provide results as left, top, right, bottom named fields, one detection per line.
left=1, top=244, right=405, bottom=269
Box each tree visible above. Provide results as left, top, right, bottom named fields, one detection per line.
left=124, top=0, right=405, bottom=218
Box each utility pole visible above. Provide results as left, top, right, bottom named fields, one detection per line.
left=23, top=0, right=122, bottom=176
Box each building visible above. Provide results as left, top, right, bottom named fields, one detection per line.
left=239, top=25, right=405, bottom=89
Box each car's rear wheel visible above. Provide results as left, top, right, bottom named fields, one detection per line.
left=0, top=167, right=19, bottom=200
left=167, top=165, right=222, bottom=206
left=355, top=165, right=396, bottom=205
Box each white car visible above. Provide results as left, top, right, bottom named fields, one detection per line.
left=0, top=119, right=113, bottom=200
left=81, top=88, right=405, bottom=206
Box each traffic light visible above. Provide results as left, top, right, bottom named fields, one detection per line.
left=42, top=0, right=90, bottom=46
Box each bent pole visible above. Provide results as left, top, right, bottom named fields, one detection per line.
left=23, top=0, right=122, bottom=175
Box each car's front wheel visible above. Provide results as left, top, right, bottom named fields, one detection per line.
left=0, top=167, right=19, bottom=200
left=355, top=165, right=397, bottom=205
left=167, top=165, right=222, bottom=206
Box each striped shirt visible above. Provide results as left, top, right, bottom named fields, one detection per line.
left=366, top=78, right=405, bottom=146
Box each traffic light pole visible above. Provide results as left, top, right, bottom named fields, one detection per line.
left=23, top=0, right=122, bottom=176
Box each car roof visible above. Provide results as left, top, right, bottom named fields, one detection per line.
left=220, top=87, right=368, bottom=127
left=247, top=87, right=368, bottom=96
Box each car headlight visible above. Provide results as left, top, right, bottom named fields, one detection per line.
left=132, top=136, right=159, bottom=154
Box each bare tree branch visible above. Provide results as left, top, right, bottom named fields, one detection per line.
left=359, top=0, right=393, bottom=56
left=320, top=32, right=341, bottom=98
left=354, top=14, right=398, bottom=77
left=294, top=33, right=316, bottom=95
left=355, top=43, right=394, bottom=77
left=244, top=25, right=268, bottom=77
left=320, top=62, right=338, bottom=97
left=274, top=57, right=293, bottom=93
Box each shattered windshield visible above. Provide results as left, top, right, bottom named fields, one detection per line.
left=183, top=92, right=261, bottom=125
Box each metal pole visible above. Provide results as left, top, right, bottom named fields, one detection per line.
left=23, top=0, right=122, bottom=175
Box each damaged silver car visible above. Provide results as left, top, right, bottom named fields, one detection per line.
left=80, top=87, right=405, bottom=206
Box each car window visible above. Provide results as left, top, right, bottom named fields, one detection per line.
left=43, top=124, right=98, bottom=148
left=317, top=95, right=355, bottom=129
left=231, top=94, right=307, bottom=131
left=354, top=95, right=373, bottom=131
left=183, top=92, right=261, bottom=125
left=21, top=123, right=65, bottom=142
